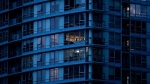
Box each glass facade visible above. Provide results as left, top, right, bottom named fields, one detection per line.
left=0, top=0, right=150, bottom=84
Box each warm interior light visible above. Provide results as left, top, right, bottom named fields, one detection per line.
left=127, top=7, right=129, bottom=11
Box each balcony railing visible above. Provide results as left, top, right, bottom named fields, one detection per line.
left=22, top=38, right=106, bottom=54
left=22, top=55, right=106, bottom=69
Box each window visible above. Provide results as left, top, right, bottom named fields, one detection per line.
left=65, top=31, right=85, bottom=45
left=109, top=33, right=121, bottom=46
left=130, top=4, right=147, bottom=17
left=109, top=67, right=120, bottom=80
left=37, top=53, right=46, bottom=66
left=37, top=70, right=46, bottom=83
left=23, top=22, right=33, bottom=36
left=109, top=0, right=120, bottom=11
left=50, top=0, right=59, bottom=13
left=131, top=20, right=146, bottom=34
left=22, top=55, right=33, bottom=69
left=64, top=65, right=84, bottom=79
left=92, top=48, right=103, bottom=62
left=23, top=0, right=33, bottom=3
left=0, top=45, right=8, bottom=58
left=23, top=6, right=34, bottom=19
left=131, top=37, right=146, bottom=51
left=50, top=34, right=59, bottom=47
left=50, top=51, right=59, bottom=64
left=37, top=19, right=46, bottom=33
left=93, top=0, right=103, bottom=10
left=23, top=39, right=33, bottom=52
left=92, top=64, right=103, bottom=79
left=37, top=3, right=46, bottom=16
left=0, top=13, right=9, bottom=27
left=64, top=13, right=85, bottom=28
left=131, top=71, right=147, bottom=84
left=64, top=0, right=85, bottom=11
left=50, top=17, right=59, bottom=30
left=0, top=61, right=7, bottom=75
left=50, top=68, right=58, bottom=81
left=93, top=30, right=104, bottom=44
left=64, top=47, right=85, bottom=62
left=37, top=36, right=46, bottom=49
left=109, top=15, right=121, bottom=28
left=22, top=72, right=32, bottom=84
left=0, top=78, right=7, bottom=84
left=131, top=54, right=147, bottom=68
left=109, top=49, right=121, bottom=63
left=93, top=13, right=103, bottom=27
left=0, top=29, right=8, bottom=42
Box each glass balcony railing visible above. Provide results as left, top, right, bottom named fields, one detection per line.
left=21, top=38, right=106, bottom=53
left=21, top=55, right=106, bottom=70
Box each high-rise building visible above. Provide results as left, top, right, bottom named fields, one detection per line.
left=0, top=0, right=150, bottom=84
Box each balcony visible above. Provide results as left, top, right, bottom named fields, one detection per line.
left=8, top=58, right=21, bottom=74
left=9, top=33, right=22, bottom=42
left=10, top=1, right=22, bottom=9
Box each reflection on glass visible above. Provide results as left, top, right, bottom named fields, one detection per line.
left=130, top=4, right=135, bottom=16
left=136, top=5, right=141, bottom=16
left=50, top=34, right=59, bottom=47
left=64, top=47, right=85, bottom=62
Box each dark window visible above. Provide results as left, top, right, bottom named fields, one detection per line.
left=23, top=22, right=33, bottom=36
left=23, top=39, right=33, bottom=52
left=64, top=65, right=85, bottom=79
left=64, top=13, right=85, bottom=28
left=109, top=32, right=121, bottom=46
left=64, top=0, right=85, bottom=11
left=109, top=67, right=121, bottom=80
left=109, top=49, right=121, bottom=63
left=22, top=55, right=33, bottom=69
left=0, top=29, right=8, bottom=42
left=50, top=17, right=59, bottom=30
left=0, top=61, right=7, bottom=74
left=64, top=47, right=85, bottom=62
left=109, top=0, right=120, bottom=11
left=23, top=6, right=34, bottom=19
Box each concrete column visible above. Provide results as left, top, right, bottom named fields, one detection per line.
left=147, top=73, right=150, bottom=83
left=59, top=50, right=64, bottom=63
left=89, top=12, right=93, bottom=27
left=59, top=16, right=64, bottom=29
left=46, top=35, right=50, bottom=48
left=33, top=21, right=37, bottom=34
left=59, top=0, right=64, bottom=12
left=33, top=38, right=37, bottom=50
left=33, top=54, right=37, bottom=67
left=45, top=52, right=50, bottom=65
left=103, top=0, right=109, bottom=11
left=45, top=69, right=50, bottom=82
left=89, top=0, right=93, bottom=9
left=88, top=64, right=92, bottom=79
left=59, top=33, right=64, bottom=46
left=46, top=2, right=50, bottom=14
left=46, top=19, right=50, bottom=31
left=33, top=71, right=37, bottom=84
left=59, top=68, right=63, bottom=81
left=34, top=4, right=37, bottom=17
